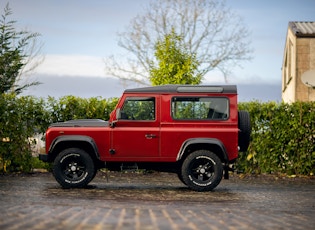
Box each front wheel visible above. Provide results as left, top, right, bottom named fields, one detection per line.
left=181, top=150, right=223, bottom=192
left=53, top=148, right=96, bottom=188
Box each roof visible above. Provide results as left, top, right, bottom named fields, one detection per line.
left=124, top=84, right=237, bottom=94
left=289, top=22, right=315, bottom=37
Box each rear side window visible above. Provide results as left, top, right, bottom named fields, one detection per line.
left=171, top=97, right=229, bottom=120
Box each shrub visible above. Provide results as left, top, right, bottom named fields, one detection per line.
left=0, top=94, right=48, bottom=172
left=238, top=101, right=315, bottom=176
left=0, top=94, right=118, bottom=173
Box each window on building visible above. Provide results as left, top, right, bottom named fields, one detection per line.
left=289, top=40, right=294, bottom=81
left=283, top=53, right=288, bottom=87
left=283, top=40, right=294, bottom=91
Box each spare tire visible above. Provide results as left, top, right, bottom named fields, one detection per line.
left=238, top=111, right=251, bottom=152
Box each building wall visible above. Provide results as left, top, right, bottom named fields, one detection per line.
left=282, top=29, right=315, bottom=103
left=308, top=39, right=315, bottom=101
left=282, top=29, right=297, bottom=103
left=296, top=38, right=315, bottom=101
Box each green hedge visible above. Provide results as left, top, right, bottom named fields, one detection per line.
left=238, top=101, right=315, bottom=176
left=0, top=94, right=118, bottom=173
left=0, top=94, right=47, bottom=172
left=0, top=94, right=314, bottom=176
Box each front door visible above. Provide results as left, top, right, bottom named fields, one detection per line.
left=110, top=96, right=160, bottom=160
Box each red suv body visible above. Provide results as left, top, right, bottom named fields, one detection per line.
left=40, top=85, right=250, bottom=191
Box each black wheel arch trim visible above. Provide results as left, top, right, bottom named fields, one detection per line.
left=176, top=138, right=229, bottom=163
left=48, top=135, right=100, bottom=161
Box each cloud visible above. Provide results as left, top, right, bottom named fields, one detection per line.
left=22, top=74, right=281, bottom=102
left=23, top=74, right=125, bottom=98
left=35, top=55, right=106, bottom=77
left=202, top=68, right=281, bottom=86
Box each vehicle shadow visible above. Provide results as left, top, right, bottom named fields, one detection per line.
left=43, top=181, right=242, bottom=205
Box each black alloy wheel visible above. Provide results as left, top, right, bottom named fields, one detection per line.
left=53, top=148, right=96, bottom=188
left=181, top=150, right=223, bottom=192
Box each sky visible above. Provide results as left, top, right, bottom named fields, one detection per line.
left=4, top=0, right=315, bottom=101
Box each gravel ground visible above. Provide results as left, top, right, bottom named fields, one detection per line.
left=0, top=171, right=314, bottom=230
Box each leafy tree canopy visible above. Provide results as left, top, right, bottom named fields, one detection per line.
left=149, top=29, right=201, bottom=85
left=0, top=3, right=42, bottom=94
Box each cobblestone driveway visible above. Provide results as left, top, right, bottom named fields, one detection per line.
left=1, top=172, right=314, bottom=230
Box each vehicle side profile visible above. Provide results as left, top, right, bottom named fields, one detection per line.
left=39, top=85, right=250, bottom=191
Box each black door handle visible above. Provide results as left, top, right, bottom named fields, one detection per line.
left=145, top=134, right=156, bottom=139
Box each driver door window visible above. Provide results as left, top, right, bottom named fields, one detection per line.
left=121, top=97, right=155, bottom=121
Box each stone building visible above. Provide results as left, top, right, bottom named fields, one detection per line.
left=282, top=22, right=315, bottom=103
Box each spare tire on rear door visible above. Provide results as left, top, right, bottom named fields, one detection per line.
left=238, top=111, right=251, bottom=152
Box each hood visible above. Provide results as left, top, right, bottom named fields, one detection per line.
left=49, top=119, right=109, bottom=127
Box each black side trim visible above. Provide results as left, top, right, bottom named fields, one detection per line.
left=49, top=135, right=100, bottom=160
left=177, top=138, right=229, bottom=163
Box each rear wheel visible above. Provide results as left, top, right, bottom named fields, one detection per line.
left=181, top=150, right=223, bottom=192
left=53, top=148, right=96, bottom=188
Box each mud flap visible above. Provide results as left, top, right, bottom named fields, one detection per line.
left=224, top=167, right=229, bottom=179
left=224, top=164, right=235, bottom=179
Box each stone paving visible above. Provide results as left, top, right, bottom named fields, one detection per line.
left=0, top=172, right=314, bottom=230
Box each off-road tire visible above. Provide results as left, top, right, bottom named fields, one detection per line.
left=53, top=148, right=96, bottom=188
left=181, top=150, right=223, bottom=192
left=238, top=110, right=251, bottom=152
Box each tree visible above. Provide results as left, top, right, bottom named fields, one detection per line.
left=105, top=0, right=252, bottom=85
left=150, top=29, right=201, bottom=85
left=0, top=3, right=43, bottom=94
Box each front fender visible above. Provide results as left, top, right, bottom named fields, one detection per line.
left=48, top=135, right=100, bottom=161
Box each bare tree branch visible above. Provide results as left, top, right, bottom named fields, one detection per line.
left=105, top=0, right=253, bottom=85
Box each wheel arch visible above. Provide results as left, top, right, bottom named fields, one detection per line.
left=48, top=135, right=100, bottom=163
left=176, top=138, right=229, bottom=164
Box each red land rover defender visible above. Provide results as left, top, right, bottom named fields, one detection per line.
left=39, top=85, right=250, bottom=191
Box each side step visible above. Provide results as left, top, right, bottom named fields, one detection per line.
left=120, top=163, right=139, bottom=171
